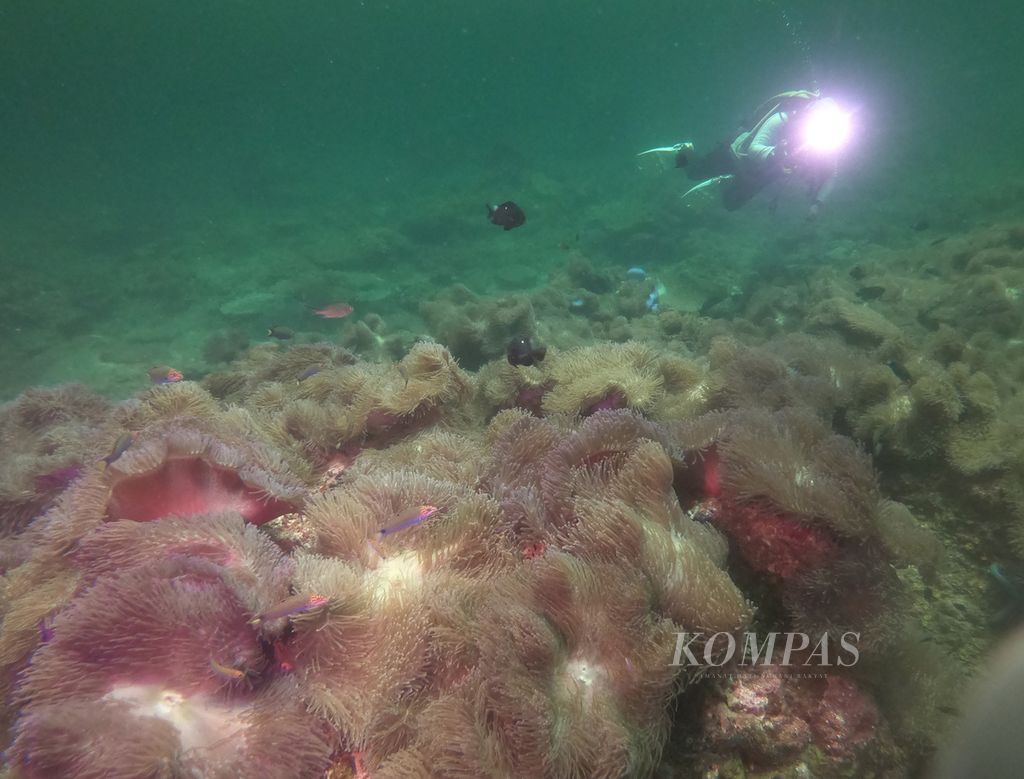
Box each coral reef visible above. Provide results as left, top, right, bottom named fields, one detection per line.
left=0, top=336, right=758, bottom=777
left=0, top=292, right=985, bottom=778
left=420, top=284, right=537, bottom=369
left=669, top=406, right=917, bottom=667
left=338, top=313, right=417, bottom=362
left=697, top=666, right=900, bottom=775
left=475, top=341, right=711, bottom=422
left=205, top=341, right=472, bottom=465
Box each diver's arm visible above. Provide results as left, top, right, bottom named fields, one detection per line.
left=808, top=161, right=838, bottom=219
left=812, top=162, right=837, bottom=204
left=810, top=160, right=838, bottom=204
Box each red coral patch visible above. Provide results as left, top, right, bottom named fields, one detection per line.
left=715, top=500, right=838, bottom=580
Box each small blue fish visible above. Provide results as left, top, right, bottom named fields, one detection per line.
left=645, top=281, right=668, bottom=313
left=249, top=593, right=329, bottom=626
left=378, top=505, right=439, bottom=539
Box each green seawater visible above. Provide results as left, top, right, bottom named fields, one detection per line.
left=4, top=4, right=1024, bottom=777
left=1, top=0, right=1022, bottom=399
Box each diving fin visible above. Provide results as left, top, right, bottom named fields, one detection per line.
left=681, top=174, right=733, bottom=200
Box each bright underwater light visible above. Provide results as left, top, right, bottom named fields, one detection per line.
left=799, top=98, right=853, bottom=154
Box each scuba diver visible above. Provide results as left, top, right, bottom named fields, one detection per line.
left=640, top=90, right=851, bottom=219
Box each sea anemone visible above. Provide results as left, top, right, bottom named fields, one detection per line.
left=72, top=512, right=292, bottom=610
left=353, top=428, right=487, bottom=486
left=104, top=423, right=305, bottom=524
left=482, top=410, right=563, bottom=496
left=0, top=385, right=110, bottom=536
left=541, top=342, right=666, bottom=416
left=421, top=285, right=537, bottom=369
left=706, top=335, right=849, bottom=418
left=809, top=296, right=904, bottom=348
left=7, top=556, right=332, bottom=777
left=202, top=342, right=357, bottom=403
left=204, top=342, right=470, bottom=469
left=539, top=409, right=671, bottom=525
left=476, top=359, right=552, bottom=417
left=783, top=552, right=907, bottom=652
left=712, top=500, right=839, bottom=580
left=304, top=469, right=508, bottom=575
left=284, top=554, right=433, bottom=754
left=714, top=407, right=879, bottom=539
left=361, top=341, right=473, bottom=445
left=474, top=555, right=681, bottom=778
left=554, top=437, right=750, bottom=632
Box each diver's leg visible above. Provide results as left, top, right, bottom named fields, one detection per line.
left=721, top=174, right=767, bottom=211
left=685, top=142, right=736, bottom=181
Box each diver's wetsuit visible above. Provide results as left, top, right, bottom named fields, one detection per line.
left=683, top=143, right=770, bottom=210
left=681, top=108, right=836, bottom=211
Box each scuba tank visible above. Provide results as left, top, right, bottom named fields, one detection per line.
left=732, top=89, right=820, bottom=161
left=743, top=89, right=820, bottom=132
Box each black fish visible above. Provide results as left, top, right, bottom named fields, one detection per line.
left=887, top=360, right=912, bottom=383
left=856, top=285, right=886, bottom=301
left=267, top=326, right=295, bottom=340
left=488, top=201, right=526, bottom=231
left=102, top=432, right=135, bottom=468
left=507, top=336, right=546, bottom=367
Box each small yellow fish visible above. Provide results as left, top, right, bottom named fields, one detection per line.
left=209, top=656, right=251, bottom=685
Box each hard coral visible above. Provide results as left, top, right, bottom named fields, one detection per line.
left=700, top=668, right=893, bottom=773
